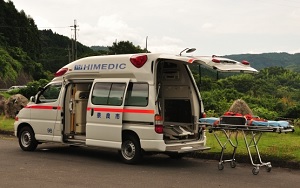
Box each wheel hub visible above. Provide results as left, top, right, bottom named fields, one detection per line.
left=122, top=141, right=136, bottom=160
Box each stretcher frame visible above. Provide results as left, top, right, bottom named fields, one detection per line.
left=199, top=118, right=295, bottom=175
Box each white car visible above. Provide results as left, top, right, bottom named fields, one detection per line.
left=8, top=85, right=27, bottom=92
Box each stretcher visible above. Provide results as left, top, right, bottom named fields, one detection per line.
left=199, top=116, right=295, bottom=175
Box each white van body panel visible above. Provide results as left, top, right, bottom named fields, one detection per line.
left=86, top=78, right=130, bottom=148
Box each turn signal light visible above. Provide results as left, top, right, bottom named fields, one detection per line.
left=241, top=60, right=250, bottom=65
left=212, top=58, right=221, bottom=63
left=154, top=114, right=163, bottom=134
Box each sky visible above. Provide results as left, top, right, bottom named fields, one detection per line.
left=9, top=0, right=300, bottom=56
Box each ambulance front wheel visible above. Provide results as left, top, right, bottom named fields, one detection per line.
left=119, top=135, right=142, bottom=164
left=18, top=126, right=38, bottom=151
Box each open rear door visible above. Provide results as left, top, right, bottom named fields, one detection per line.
left=86, top=78, right=129, bottom=148
left=191, top=56, right=258, bottom=73
left=157, top=54, right=258, bottom=73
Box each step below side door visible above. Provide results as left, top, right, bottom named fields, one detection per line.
left=86, top=78, right=129, bottom=148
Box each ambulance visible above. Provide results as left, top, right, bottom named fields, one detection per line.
left=14, top=52, right=257, bottom=164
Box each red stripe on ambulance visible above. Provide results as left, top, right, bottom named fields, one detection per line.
left=87, top=107, right=154, bottom=114
left=25, top=105, right=61, bottom=110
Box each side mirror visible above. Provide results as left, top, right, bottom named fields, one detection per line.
left=30, top=96, right=36, bottom=103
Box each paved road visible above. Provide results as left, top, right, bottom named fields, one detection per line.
left=1, top=134, right=300, bottom=188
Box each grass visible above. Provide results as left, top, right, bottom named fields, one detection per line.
left=0, top=115, right=15, bottom=131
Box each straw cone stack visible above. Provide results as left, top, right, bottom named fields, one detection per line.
left=228, top=99, right=253, bottom=115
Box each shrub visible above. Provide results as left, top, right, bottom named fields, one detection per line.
left=18, top=79, right=49, bottom=99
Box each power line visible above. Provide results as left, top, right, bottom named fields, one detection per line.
left=0, top=25, right=69, bottom=29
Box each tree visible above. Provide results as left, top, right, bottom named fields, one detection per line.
left=108, top=41, right=148, bottom=55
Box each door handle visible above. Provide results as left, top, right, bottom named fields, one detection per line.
left=69, top=99, right=73, bottom=112
left=91, top=108, right=94, bottom=116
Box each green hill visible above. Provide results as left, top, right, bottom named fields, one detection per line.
left=39, top=29, right=94, bottom=73
left=225, top=53, right=300, bottom=71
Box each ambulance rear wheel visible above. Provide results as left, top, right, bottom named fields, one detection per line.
left=19, top=126, right=38, bottom=151
left=120, top=135, right=142, bottom=164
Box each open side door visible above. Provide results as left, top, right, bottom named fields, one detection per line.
left=86, top=78, right=129, bottom=148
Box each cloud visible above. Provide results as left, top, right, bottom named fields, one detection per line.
left=10, top=0, right=300, bottom=55
left=145, top=36, right=184, bottom=53
left=202, top=23, right=214, bottom=29
left=77, top=15, right=144, bottom=47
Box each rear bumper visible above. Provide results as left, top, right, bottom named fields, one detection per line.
left=140, top=138, right=210, bottom=153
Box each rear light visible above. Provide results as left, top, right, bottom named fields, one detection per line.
left=15, top=116, right=19, bottom=121
left=241, top=60, right=250, bottom=65
left=201, top=112, right=206, bottom=118
left=130, top=55, right=148, bottom=68
left=212, top=58, right=220, bottom=63
left=154, top=114, right=163, bottom=134
left=55, top=68, right=68, bottom=77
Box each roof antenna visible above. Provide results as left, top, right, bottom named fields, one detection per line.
left=179, top=48, right=196, bottom=56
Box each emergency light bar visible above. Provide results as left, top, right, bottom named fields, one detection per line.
left=130, top=55, right=148, bottom=68
left=55, top=68, right=68, bottom=77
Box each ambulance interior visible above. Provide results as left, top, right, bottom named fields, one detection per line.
left=156, top=61, right=201, bottom=143
left=63, top=82, right=91, bottom=142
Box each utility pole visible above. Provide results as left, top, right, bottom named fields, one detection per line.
left=70, top=19, right=79, bottom=61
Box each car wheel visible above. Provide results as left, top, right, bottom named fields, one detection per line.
left=119, top=135, right=142, bottom=164
left=19, top=126, right=38, bottom=151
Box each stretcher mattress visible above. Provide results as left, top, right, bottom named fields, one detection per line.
left=199, top=117, right=291, bottom=128
left=249, top=120, right=290, bottom=127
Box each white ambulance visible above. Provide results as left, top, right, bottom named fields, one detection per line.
left=14, top=53, right=257, bottom=164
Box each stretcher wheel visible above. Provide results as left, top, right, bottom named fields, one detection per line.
left=252, top=167, right=259, bottom=175
left=218, top=163, right=224, bottom=170
left=267, top=165, right=272, bottom=172
left=230, top=161, right=236, bottom=168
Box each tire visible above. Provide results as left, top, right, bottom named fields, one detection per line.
left=252, top=167, right=259, bottom=175
left=18, top=126, right=38, bottom=151
left=119, top=135, right=142, bottom=164
left=230, top=161, right=236, bottom=168
left=218, top=163, right=224, bottom=170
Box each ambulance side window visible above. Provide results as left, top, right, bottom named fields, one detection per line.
left=38, top=83, right=62, bottom=103
left=125, top=83, right=148, bottom=107
left=91, top=82, right=126, bottom=106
